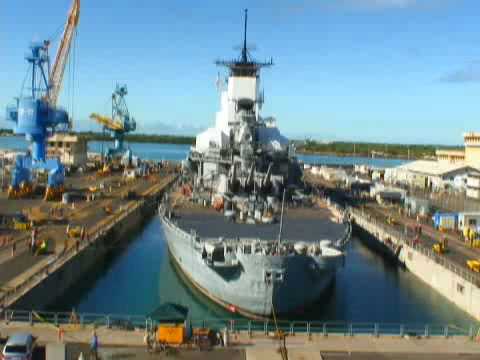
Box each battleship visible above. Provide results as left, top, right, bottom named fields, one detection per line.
left=159, top=10, right=351, bottom=318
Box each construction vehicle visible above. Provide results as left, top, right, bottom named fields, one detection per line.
left=96, top=164, right=112, bottom=177
left=386, top=216, right=398, bottom=226
left=67, top=226, right=82, bottom=238
left=5, top=0, right=80, bottom=201
left=433, top=236, right=448, bottom=254
left=35, top=239, right=49, bottom=256
left=467, top=259, right=480, bottom=273
left=12, top=214, right=32, bottom=231
left=7, top=181, right=33, bottom=200
left=90, top=84, right=137, bottom=168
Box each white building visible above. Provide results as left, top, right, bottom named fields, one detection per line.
left=385, top=160, right=472, bottom=191
left=311, top=166, right=347, bottom=182
left=47, top=133, right=87, bottom=167
left=466, top=172, right=480, bottom=199
left=458, top=212, right=480, bottom=231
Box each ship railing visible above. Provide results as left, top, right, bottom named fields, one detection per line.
left=161, top=215, right=194, bottom=241
left=348, top=207, right=480, bottom=287
left=1, top=310, right=478, bottom=339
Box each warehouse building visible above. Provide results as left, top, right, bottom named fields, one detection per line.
left=466, top=172, right=480, bottom=199
left=385, top=160, right=472, bottom=191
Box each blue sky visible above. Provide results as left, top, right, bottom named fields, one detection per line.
left=1, top=0, right=479, bottom=145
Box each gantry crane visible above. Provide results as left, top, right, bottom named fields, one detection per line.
left=6, top=0, right=80, bottom=200
left=90, top=84, right=136, bottom=167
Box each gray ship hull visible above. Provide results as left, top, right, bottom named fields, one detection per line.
left=160, top=213, right=346, bottom=318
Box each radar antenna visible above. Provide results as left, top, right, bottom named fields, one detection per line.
left=215, top=9, right=273, bottom=76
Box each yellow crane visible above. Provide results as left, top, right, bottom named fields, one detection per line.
left=90, top=113, right=124, bottom=132
left=89, top=85, right=137, bottom=167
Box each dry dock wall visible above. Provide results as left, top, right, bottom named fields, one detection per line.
left=400, top=247, right=480, bottom=320
left=351, top=209, right=480, bottom=321
left=11, top=180, right=174, bottom=310
left=13, top=205, right=143, bottom=309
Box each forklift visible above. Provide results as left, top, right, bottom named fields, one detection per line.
left=433, top=236, right=448, bottom=254
left=467, top=259, right=480, bottom=273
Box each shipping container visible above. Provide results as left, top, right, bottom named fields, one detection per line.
left=432, top=212, right=458, bottom=230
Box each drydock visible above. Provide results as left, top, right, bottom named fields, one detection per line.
left=0, top=169, right=177, bottom=309
left=305, top=170, right=480, bottom=322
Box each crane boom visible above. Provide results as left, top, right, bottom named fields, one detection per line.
left=48, top=0, right=80, bottom=106
left=90, top=113, right=125, bottom=131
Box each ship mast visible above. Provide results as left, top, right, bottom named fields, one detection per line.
left=242, top=8, right=248, bottom=63
left=215, top=8, right=273, bottom=76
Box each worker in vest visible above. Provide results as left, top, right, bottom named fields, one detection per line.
left=464, top=227, right=470, bottom=244
left=38, top=239, right=47, bottom=255
left=471, top=229, right=477, bottom=248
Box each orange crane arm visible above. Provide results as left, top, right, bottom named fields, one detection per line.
left=90, top=113, right=125, bottom=131
left=48, top=0, right=81, bottom=106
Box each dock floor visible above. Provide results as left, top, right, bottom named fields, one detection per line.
left=0, top=170, right=175, bottom=306
left=305, top=171, right=480, bottom=276
left=0, top=322, right=479, bottom=360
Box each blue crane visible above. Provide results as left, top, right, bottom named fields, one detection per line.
left=90, top=84, right=136, bottom=167
left=5, top=0, right=80, bottom=200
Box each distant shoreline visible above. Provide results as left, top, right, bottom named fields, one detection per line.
left=0, top=131, right=195, bottom=146
left=0, top=131, right=455, bottom=161
left=296, top=149, right=417, bottom=160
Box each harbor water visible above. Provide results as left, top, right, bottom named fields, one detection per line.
left=52, top=216, right=476, bottom=326
left=0, top=137, right=473, bottom=325
left=0, top=137, right=407, bottom=167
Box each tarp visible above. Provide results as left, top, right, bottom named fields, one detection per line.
left=148, top=303, right=189, bottom=323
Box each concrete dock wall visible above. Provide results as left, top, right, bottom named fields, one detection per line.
left=11, top=177, right=175, bottom=310
left=401, top=246, right=480, bottom=320
left=13, top=206, right=143, bottom=309
left=350, top=208, right=480, bottom=321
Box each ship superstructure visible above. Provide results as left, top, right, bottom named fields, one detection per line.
left=191, top=9, right=293, bottom=196
left=160, top=10, right=350, bottom=318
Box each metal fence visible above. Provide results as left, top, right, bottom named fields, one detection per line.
left=2, top=309, right=479, bottom=339
left=349, top=207, right=480, bottom=286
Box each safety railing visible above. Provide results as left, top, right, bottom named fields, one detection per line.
left=2, top=310, right=478, bottom=339
left=349, top=207, right=480, bottom=286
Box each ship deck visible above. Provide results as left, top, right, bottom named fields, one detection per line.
left=172, top=203, right=347, bottom=242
